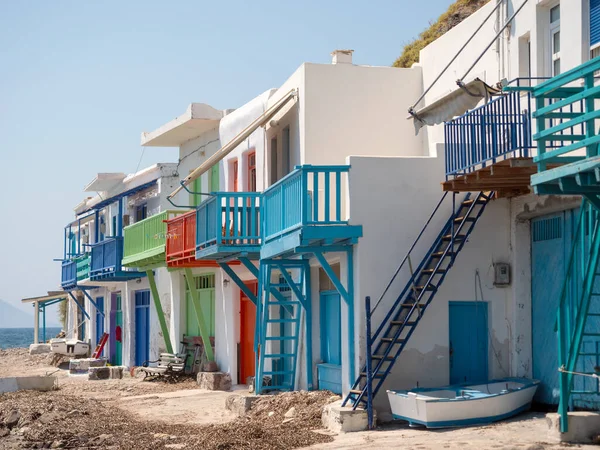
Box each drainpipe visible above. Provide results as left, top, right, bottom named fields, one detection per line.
left=94, top=210, right=99, bottom=244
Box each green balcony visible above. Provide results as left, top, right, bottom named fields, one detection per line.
left=122, top=210, right=188, bottom=270
left=76, top=254, right=90, bottom=281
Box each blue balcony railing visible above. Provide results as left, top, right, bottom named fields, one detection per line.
left=195, top=192, right=262, bottom=257
left=444, top=91, right=533, bottom=178
left=61, top=259, right=77, bottom=289
left=89, top=236, right=124, bottom=278
left=263, top=165, right=349, bottom=243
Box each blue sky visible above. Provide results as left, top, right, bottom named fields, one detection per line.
left=0, top=0, right=452, bottom=323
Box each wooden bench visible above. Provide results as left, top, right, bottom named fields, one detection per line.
left=139, top=352, right=188, bottom=382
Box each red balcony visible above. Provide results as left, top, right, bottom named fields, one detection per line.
left=166, top=210, right=238, bottom=268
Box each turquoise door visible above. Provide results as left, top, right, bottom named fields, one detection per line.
left=135, top=290, right=150, bottom=366
left=318, top=291, right=342, bottom=393
left=95, top=296, right=105, bottom=347
left=531, top=212, right=569, bottom=406
left=449, top=301, right=488, bottom=384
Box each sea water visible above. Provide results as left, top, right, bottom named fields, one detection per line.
left=0, top=327, right=62, bottom=350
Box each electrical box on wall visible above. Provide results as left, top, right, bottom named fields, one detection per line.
left=493, top=263, right=511, bottom=287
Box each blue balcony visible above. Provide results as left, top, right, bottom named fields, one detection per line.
left=61, top=259, right=77, bottom=290
left=195, top=192, right=262, bottom=260
left=89, top=236, right=145, bottom=281
left=261, top=165, right=362, bottom=259
left=444, top=90, right=533, bottom=180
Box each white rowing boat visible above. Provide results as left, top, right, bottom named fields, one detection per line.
left=387, top=377, right=539, bottom=428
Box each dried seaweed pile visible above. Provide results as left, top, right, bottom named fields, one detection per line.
left=0, top=390, right=338, bottom=449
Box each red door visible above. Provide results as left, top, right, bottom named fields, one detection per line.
left=240, top=281, right=257, bottom=383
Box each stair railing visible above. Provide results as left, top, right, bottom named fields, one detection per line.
left=369, top=192, right=482, bottom=378
left=370, top=192, right=467, bottom=343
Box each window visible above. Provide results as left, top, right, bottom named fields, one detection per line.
left=282, top=126, right=291, bottom=177
left=270, top=137, right=278, bottom=185
left=247, top=151, right=256, bottom=192
left=112, top=216, right=117, bottom=237
left=591, top=0, right=600, bottom=49
left=232, top=160, right=239, bottom=192
left=518, top=34, right=531, bottom=88
left=550, top=4, right=560, bottom=75
left=135, top=204, right=147, bottom=222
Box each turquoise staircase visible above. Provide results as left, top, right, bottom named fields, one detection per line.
left=529, top=56, right=600, bottom=432
left=255, top=260, right=311, bottom=393
left=556, top=200, right=600, bottom=431
left=343, top=191, right=493, bottom=408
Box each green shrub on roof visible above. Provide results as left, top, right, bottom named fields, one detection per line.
left=393, top=0, right=490, bottom=68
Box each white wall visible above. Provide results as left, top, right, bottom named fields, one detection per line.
left=221, top=89, right=277, bottom=193
left=348, top=155, right=513, bottom=413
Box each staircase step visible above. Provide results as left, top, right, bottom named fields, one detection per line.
left=401, top=303, right=424, bottom=309
left=266, top=318, right=299, bottom=324
left=432, top=251, right=454, bottom=258
left=390, top=321, right=416, bottom=326
left=454, top=216, right=477, bottom=223
left=414, top=284, right=436, bottom=291
left=421, top=269, right=447, bottom=275
left=349, top=389, right=363, bottom=395
left=360, top=372, right=385, bottom=378
left=263, top=371, right=295, bottom=376
left=462, top=198, right=487, bottom=207
left=442, top=235, right=466, bottom=241
left=381, top=338, right=407, bottom=344
left=267, top=300, right=301, bottom=306
left=372, top=355, right=394, bottom=361
left=265, top=336, right=298, bottom=341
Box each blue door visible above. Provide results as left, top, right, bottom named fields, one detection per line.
left=449, top=301, right=488, bottom=384
left=318, top=291, right=342, bottom=393
left=95, top=296, right=105, bottom=347
left=135, top=290, right=150, bottom=366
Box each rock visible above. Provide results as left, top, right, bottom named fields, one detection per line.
left=91, top=434, right=112, bottom=445
left=282, top=418, right=295, bottom=424
left=225, top=394, right=260, bottom=417
left=50, top=441, right=65, bottom=449
left=0, top=427, right=9, bottom=437
left=328, top=395, right=341, bottom=402
left=66, top=410, right=79, bottom=417
left=284, top=407, right=296, bottom=418
left=202, top=360, right=219, bottom=372
left=18, top=426, right=31, bottom=435
left=29, top=344, right=52, bottom=355
left=38, top=412, right=60, bottom=425
left=154, top=433, right=170, bottom=440
left=5, top=410, right=20, bottom=428
left=268, top=411, right=275, bottom=417
left=196, top=372, right=232, bottom=391
left=165, top=445, right=186, bottom=449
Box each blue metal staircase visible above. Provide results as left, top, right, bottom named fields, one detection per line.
left=343, top=191, right=494, bottom=409
left=556, top=199, right=600, bottom=432
left=255, top=260, right=311, bottom=393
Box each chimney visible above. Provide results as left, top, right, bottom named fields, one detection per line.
left=331, top=49, right=354, bottom=65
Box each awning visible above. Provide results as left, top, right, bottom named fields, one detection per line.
left=409, top=78, right=501, bottom=134
left=168, top=88, right=298, bottom=199
left=22, top=291, right=68, bottom=304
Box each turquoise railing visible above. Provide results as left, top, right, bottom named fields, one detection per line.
left=532, top=56, right=600, bottom=185
left=76, top=254, right=90, bottom=281
left=262, top=165, right=349, bottom=243
left=195, top=192, right=262, bottom=251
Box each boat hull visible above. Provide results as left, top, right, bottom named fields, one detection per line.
left=50, top=339, right=90, bottom=356
left=387, top=378, right=539, bottom=428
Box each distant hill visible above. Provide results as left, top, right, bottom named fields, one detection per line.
left=0, top=299, right=60, bottom=328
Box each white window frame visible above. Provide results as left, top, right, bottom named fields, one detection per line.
left=549, top=3, right=560, bottom=76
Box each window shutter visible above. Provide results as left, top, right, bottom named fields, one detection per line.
left=592, top=0, right=600, bottom=47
